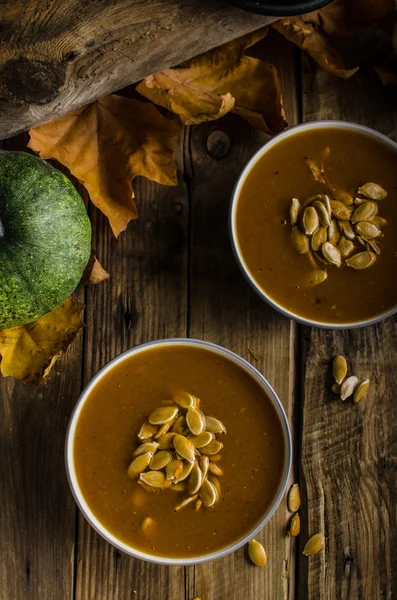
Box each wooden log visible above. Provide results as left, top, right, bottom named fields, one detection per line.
left=0, top=0, right=277, bottom=139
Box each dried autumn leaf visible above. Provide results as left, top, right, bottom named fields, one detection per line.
left=137, top=28, right=287, bottom=135
left=0, top=298, right=85, bottom=385
left=82, top=251, right=110, bottom=285
left=28, top=95, right=181, bottom=237
left=273, top=17, right=359, bottom=79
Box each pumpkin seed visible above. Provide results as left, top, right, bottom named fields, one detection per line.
left=327, top=219, right=340, bottom=245
left=312, top=200, right=331, bottom=226
left=187, top=461, right=204, bottom=495
left=166, top=458, right=184, bottom=480
left=311, top=225, right=328, bottom=251
left=171, top=415, right=188, bottom=434
left=355, top=221, right=381, bottom=240
left=351, top=201, right=377, bottom=224
left=330, top=200, right=352, bottom=221
left=332, top=355, right=347, bottom=385
left=140, top=470, right=172, bottom=489
left=175, top=494, right=198, bottom=511
left=199, top=455, right=210, bottom=481
left=138, top=480, right=162, bottom=494
left=170, top=482, right=186, bottom=492
left=340, top=375, right=359, bottom=400
left=173, top=434, right=196, bottom=463
left=357, top=182, right=387, bottom=200
left=366, top=239, right=380, bottom=254
left=346, top=251, right=376, bottom=270
left=208, top=475, right=221, bottom=499
left=195, top=499, right=203, bottom=511
left=302, top=206, right=319, bottom=235
left=148, top=406, right=179, bottom=426
left=188, top=431, right=214, bottom=448
left=209, top=452, right=222, bottom=462
left=354, top=196, right=367, bottom=205
left=186, top=407, right=206, bottom=436
left=138, top=421, right=158, bottom=441
left=306, top=158, right=326, bottom=184
left=353, top=379, right=370, bottom=403
left=288, top=513, right=300, bottom=537
left=248, top=539, right=267, bottom=567
left=371, top=216, right=387, bottom=228
left=338, top=236, right=355, bottom=258
left=287, top=483, right=301, bottom=512
left=302, top=270, right=328, bottom=287
left=174, top=460, right=194, bottom=483
left=127, top=452, right=153, bottom=479
left=133, top=441, right=159, bottom=457
left=290, top=197, right=301, bottom=226
left=291, top=227, right=309, bottom=254
left=303, top=533, right=325, bottom=556
left=141, top=517, right=156, bottom=532
left=209, top=462, right=224, bottom=476
left=206, top=416, right=227, bottom=434
left=154, top=418, right=177, bottom=439
left=338, top=220, right=356, bottom=240
left=173, top=390, right=196, bottom=409
left=200, top=479, right=218, bottom=507
left=157, top=432, right=177, bottom=450
left=321, top=242, right=342, bottom=267
left=332, top=187, right=354, bottom=205
left=149, top=450, right=172, bottom=470
left=200, top=439, right=223, bottom=455
left=331, top=383, right=341, bottom=394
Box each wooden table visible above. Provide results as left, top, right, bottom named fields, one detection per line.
left=1, top=32, right=396, bottom=600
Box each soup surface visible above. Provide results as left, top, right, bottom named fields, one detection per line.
left=73, top=344, right=285, bottom=558
left=235, top=127, right=397, bottom=324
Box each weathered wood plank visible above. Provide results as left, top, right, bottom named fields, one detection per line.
left=185, top=33, right=299, bottom=600
left=74, top=139, right=189, bottom=599
left=0, top=136, right=83, bottom=599
left=0, top=0, right=278, bottom=139
left=298, top=51, right=397, bottom=600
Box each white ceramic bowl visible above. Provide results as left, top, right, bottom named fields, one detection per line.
left=65, top=338, right=292, bottom=565
left=230, top=120, right=397, bottom=329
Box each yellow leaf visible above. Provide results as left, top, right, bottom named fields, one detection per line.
left=0, top=298, right=85, bottom=385
left=137, top=28, right=287, bottom=135
left=82, top=251, right=110, bottom=285
left=273, top=17, right=359, bottom=79
left=28, top=95, right=181, bottom=237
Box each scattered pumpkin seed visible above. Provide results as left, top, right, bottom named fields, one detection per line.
left=157, top=432, right=177, bottom=450
left=141, top=517, right=155, bottom=532
left=357, top=182, right=387, bottom=200
left=345, top=251, right=376, bottom=270
left=173, top=460, right=194, bottom=483
left=195, top=499, right=203, bottom=511
left=173, top=434, right=196, bottom=463
left=287, top=483, right=301, bottom=513
left=338, top=236, right=355, bottom=258
left=206, top=416, right=227, bottom=434
left=312, top=200, right=331, bottom=226
left=321, top=242, right=342, bottom=267
left=331, top=383, right=341, bottom=394
left=209, top=462, right=224, bottom=476
left=173, top=390, right=196, bottom=409
left=170, top=482, right=186, bottom=492
left=303, top=533, right=325, bottom=556
left=208, top=475, right=221, bottom=499
left=128, top=452, right=153, bottom=479
left=188, top=431, right=214, bottom=448
left=200, top=439, right=224, bottom=456
left=187, top=461, right=204, bottom=495
left=328, top=219, right=341, bottom=245
left=186, top=407, right=206, bottom=436
left=290, top=197, right=301, bottom=225
left=172, top=415, right=188, bottom=434
left=371, top=216, right=387, bottom=228
left=210, top=452, right=222, bottom=462
left=303, top=270, right=328, bottom=287
left=149, top=450, right=172, bottom=471
left=330, top=200, right=352, bottom=221
left=199, top=455, right=210, bottom=481
left=133, top=441, right=159, bottom=457
left=351, top=201, right=377, bottom=224
left=148, top=406, right=179, bottom=426
left=340, top=375, right=359, bottom=401
left=140, top=470, right=171, bottom=489
left=248, top=539, right=267, bottom=567
left=366, top=239, right=381, bottom=254
left=333, top=187, right=354, bottom=205
left=154, top=418, right=177, bottom=439
left=353, top=379, right=370, bottom=403
left=355, top=221, right=381, bottom=240
left=166, top=458, right=184, bottom=480
left=302, top=206, right=319, bottom=235
left=332, top=355, right=348, bottom=385
left=311, top=225, right=328, bottom=251
left=200, top=479, right=218, bottom=507
left=291, top=227, right=309, bottom=254
left=288, top=513, right=300, bottom=537
left=138, top=421, right=158, bottom=441
left=175, top=494, right=198, bottom=511
left=338, top=220, right=356, bottom=240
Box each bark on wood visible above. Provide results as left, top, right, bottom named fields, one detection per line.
left=0, top=0, right=277, bottom=139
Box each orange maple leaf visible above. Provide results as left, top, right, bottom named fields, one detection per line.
left=137, top=28, right=287, bottom=136
left=28, top=95, right=181, bottom=237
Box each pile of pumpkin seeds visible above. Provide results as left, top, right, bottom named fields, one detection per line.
left=127, top=391, right=226, bottom=511
left=332, top=355, right=370, bottom=403
left=289, top=156, right=388, bottom=285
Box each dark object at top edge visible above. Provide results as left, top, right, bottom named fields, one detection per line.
left=229, top=0, right=332, bottom=16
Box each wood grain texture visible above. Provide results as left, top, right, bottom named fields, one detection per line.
left=298, top=50, right=397, bottom=600
left=0, top=0, right=277, bottom=139
left=74, top=137, right=189, bottom=599
left=0, top=135, right=83, bottom=600
left=185, top=33, right=299, bottom=600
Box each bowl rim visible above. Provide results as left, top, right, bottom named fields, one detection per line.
left=65, top=338, right=292, bottom=566
left=229, top=119, right=397, bottom=329
left=229, top=0, right=332, bottom=17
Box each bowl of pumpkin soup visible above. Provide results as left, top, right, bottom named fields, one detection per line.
left=230, top=121, right=397, bottom=328
left=66, top=339, right=291, bottom=565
